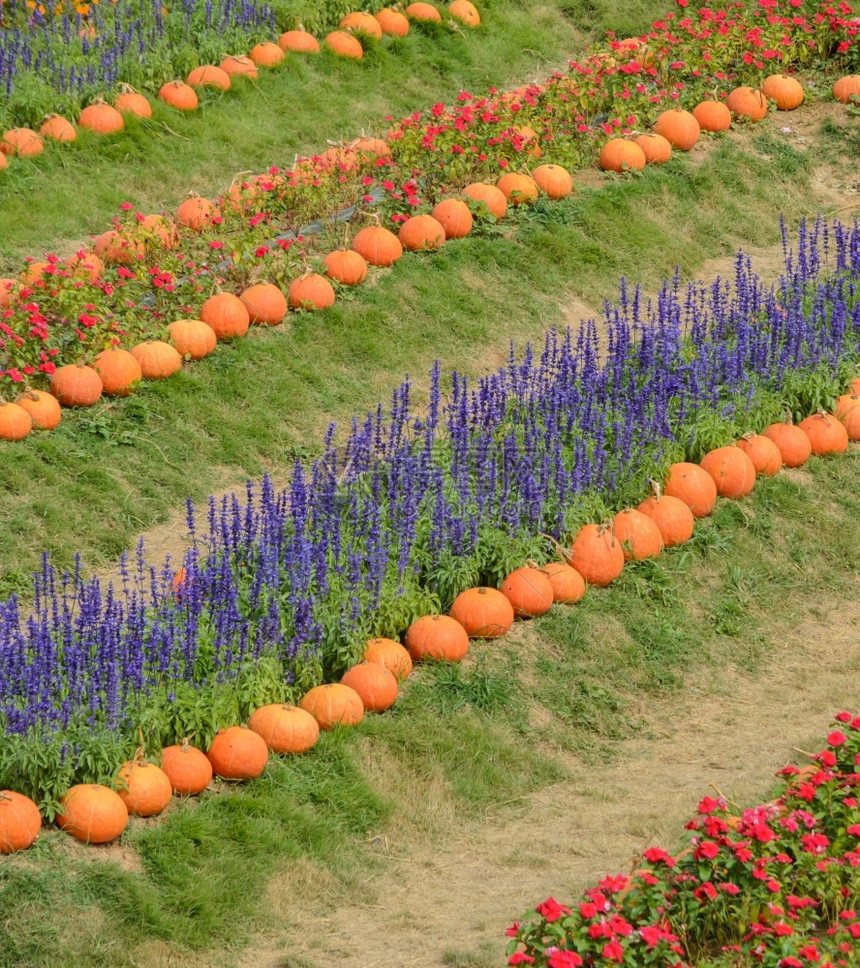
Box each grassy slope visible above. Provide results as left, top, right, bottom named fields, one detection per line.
left=1, top=451, right=859, bottom=968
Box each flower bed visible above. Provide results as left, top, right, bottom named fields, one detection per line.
left=506, top=712, right=860, bottom=967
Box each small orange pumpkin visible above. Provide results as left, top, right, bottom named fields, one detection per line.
left=636, top=482, right=694, bottom=547
left=0, top=127, right=44, bottom=157
left=207, top=725, right=269, bottom=780
left=0, top=790, right=41, bottom=853
left=375, top=8, right=410, bottom=35
left=158, top=80, right=199, bottom=111
left=300, top=683, right=365, bottom=730
left=249, top=42, right=285, bottom=67
left=496, top=172, right=539, bottom=206
left=0, top=401, right=33, bottom=441
left=762, top=420, right=811, bottom=467
left=56, top=784, right=128, bottom=843
left=653, top=108, right=700, bottom=151
left=405, top=614, right=469, bottom=662
left=449, top=0, right=480, bottom=26
left=115, top=85, right=152, bottom=118
left=692, top=100, right=731, bottom=133
left=116, top=758, right=173, bottom=817
left=160, top=739, right=213, bottom=795
left=798, top=411, right=848, bottom=456
left=726, top=86, right=768, bottom=121
left=532, top=163, right=574, bottom=199
left=462, top=183, right=507, bottom=219
left=39, top=114, right=76, bottom=142
left=340, top=11, right=383, bottom=39
left=200, top=292, right=251, bottom=339
left=399, top=213, right=446, bottom=251
left=450, top=587, right=515, bottom=638
left=351, top=225, right=403, bottom=267
left=406, top=2, right=441, bottom=21
left=167, top=318, right=217, bottom=359
left=832, top=75, right=860, bottom=104
left=568, top=523, right=625, bottom=586
left=239, top=283, right=288, bottom=325
left=49, top=363, right=103, bottom=407
left=762, top=74, right=803, bottom=110
left=835, top=395, right=860, bottom=440
left=324, top=30, right=363, bottom=59
left=288, top=273, right=336, bottom=311
left=736, top=433, right=782, bottom=476
left=248, top=704, right=320, bottom=753
left=278, top=29, right=321, bottom=53
left=431, top=199, right=474, bottom=239
left=500, top=566, right=554, bottom=617
left=323, top=249, right=368, bottom=286
left=635, top=133, right=672, bottom=164
left=93, top=348, right=142, bottom=397
left=78, top=99, right=124, bottom=134
left=187, top=65, right=232, bottom=90
left=612, top=509, right=663, bottom=561
left=699, top=446, right=757, bottom=498
left=341, top=662, right=399, bottom=712
left=363, top=637, right=413, bottom=680
left=663, top=462, right=717, bottom=517
left=542, top=562, right=586, bottom=604
left=15, top=390, right=61, bottom=430
left=599, top=138, right=646, bottom=173
left=176, top=195, right=220, bottom=231
left=130, top=341, right=182, bottom=379
left=220, top=55, right=259, bottom=79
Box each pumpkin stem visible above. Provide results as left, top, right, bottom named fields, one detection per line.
left=741, top=431, right=755, bottom=441
left=0, top=792, right=12, bottom=802
left=646, top=478, right=663, bottom=500
left=816, top=408, right=831, bottom=424
left=538, top=531, right=574, bottom=564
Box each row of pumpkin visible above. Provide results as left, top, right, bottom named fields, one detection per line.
left=1, top=384, right=859, bottom=851
left=0, top=2, right=480, bottom=167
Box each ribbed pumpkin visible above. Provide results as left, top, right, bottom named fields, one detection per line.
left=207, top=725, right=269, bottom=780
left=340, top=11, right=383, bottom=39
left=15, top=389, right=62, bottom=430
left=835, top=394, right=860, bottom=440
left=66, top=249, right=104, bottom=283
left=798, top=411, right=849, bottom=456
left=531, top=164, right=574, bottom=199
left=405, top=614, right=469, bottom=662
left=94, top=229, right=143, bottom=265
left=699, top=446, right=757, bottom=498
left=399, top=214, right=446, bottom=251
left=116, top=758, right=172, bottom=817
left=500, top=566, right=554, bottom=618
left=449, top=0, right=480, bottom=26
left=239, top=283, right=288, bottom=325
left=288, top=273, right=336, bottom=311
left=354, top=136, right=390, bottom=159
left=176, top=195, right=220, bottom=231
left=832, top=75, right=860, bottom=104
left=450, top=586, right=515, bottom=638
left=462, top=182, right=507, bottom=219
left=542, top=562, right=586, bottom=604
left=496, top=172, right=539, bottom=206
left=568, top=523, right=625, bottom=586
left=352, top=225, right=403, bottom=266
left=300, top=683, right=365, bottom=730
left=325, top=31, right=363, bottom=59
left=635, top=133, right=672, bottom=164
left=93, top=348, right=142, bottom=396
left=762, top=420, right=812, bottom=467
left=692, top=99, right=732, bottom=133
left=167, top=319, right=218, bottom=359
left=726, top=86, right=768, bottom=121
left=158, top=80, right=198, bottom=111
left=279, top=29, right=321, bottom=53
left=341, top=662, right=399, bottom=712
left=653, top=108, right=700, bottom=150
left=39, top=113, right=76, bottom=142
left=762, top=74, right=804, bottom=110
left=200, top=292, right=250, bottom=339
left=187, top=65, right=232, bottom=90
left=323, top=249, right=368, bottom=286
left=363, top=637, right=413, bottom=680
left=0, top=790, right=41, bottom=853
left=663, top=461, right=717, bottom=517
left=249, top=42, right=285, bottom=67
left=115, top=85, right=152, bottom=118
left=131, top=341, right=182, bottom=379
left=599, top=138, right=646, bottom=172
left=160, top=739, right=213, bottom=795
left=248, top=703, right=320, bottom=753
left=220, top=55, right=259, bottom=79
left=431, top=199, right=473, bottom=239
left=612, top=509, right=663, bottom=561
left=78, top=99, right=124, bottom=134
left=49, top=363, right=103, bottom=407
left=376, top=7, right=410, bottom=35
left=138, top=213, right=178, bottom=248
left=636, top=482, right=695, bottom=548
left=0, top=401, right=32, bottom=441
left=0, top=127, right=44, bottom=157
left=56, top=784, right=128, bottom=843
left=406, top=1, right=441, bottom=20
left=736, top=432, right=782, bottom=476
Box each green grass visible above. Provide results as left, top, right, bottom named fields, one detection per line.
left=2, top=450, right=859, bottom=967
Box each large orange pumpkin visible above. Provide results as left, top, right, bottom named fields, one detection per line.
left=832, top=75, right=860, bottom=103
left=531, top=164, right=574, bottom=199
left=200, top=292, right=251, bottom=339
left=405, top=614, right=468, bottom=662
left=500, top=566, right=554, bottom=618
left=399, top=214, right=446, bottom=251
left=249, top=42, right=285, bottom=67
left=762, top=421, right=811, bottom=467
left=167, top=318, right=217, bottom=359
left=431, top=199, right=474, bottom=239
left=131, top=341, right=182, bottom=379
left=449, top=0, right=480, bottom=26
left=376, top=8, right=409, bottom=35
left=93, top=348, right=142, bottom=396
left=341, top=662, right=399, bottom=712
left=663, top=462, right=717, bottom=517
left=160, top=739, right=213, bottom=795
left=116, top=759, right=173, bottom=817
left=220, top=55, right=259, bottom=79
left=340, top=11, right=383, bottom=39
left=248, top=703, right=320, bottom=753
left=0, top=127, right=44, bottom=157
left=78, top=99, right=124, bottom=134
left=835, top=394, right=860, bottom=440
left=15, top=390, right=61, bottom=430
left=406, top=2, right=442, bottom=20
left=207, top=725, right=269, bottom=779
left=352, top=225, right=403, bottom=266
left=462, top=182, right=507, bottom=219
left=762, top=74, right=804, bottom=110
left=692, top=100, right=732, bottom=133
left=636, top=483, right=694, bottom=547
left=158, top=80, right=198, bottom=111
left=186, top=65, right=231, bottom=90
left=39, top=114, right=77, bottom=142
left=49, top=363, right=103, bottom=407
left=56, top=784, right=128, bottom=843
left=635, top=133, right=672, bottom=164
left=568, top=523, right=624, bottom=586
left=288, top=273, right=336, bottom=311
left=496, top=172, right=538, bottom=206
left=300, top=683, right=365, bottom=730
left=726, top=86, right=768, bottom=121
left=115, top=85, right=152, bottom=118
left=699, top=446, right=757, bottom=498
left=542, top=562, right=586, bottom=604
left=599, top=139, right=646, bottom=172
left=612, top=509, right=663, bottom=561
left=653, top=108, right=700, bottom=150
left=736, top=433, right=782, bottom=476
left=0, top=790, right=41, bottom=853
left=363, top=637, right=413, bottom=680
left=324, top=31, right=363, bottom=59
left=278, top=29, right=321, bottom=53
left=0, top=401, right=33, bottom=441
left=239, top=283, right=287, bottom=325
left=176, top=195, right=220, bottom=231
left=323, top=249, right=368, bottom=286
left=798, top=412, right=848, bottom=456
left=450, top=586, right=515, bottom=638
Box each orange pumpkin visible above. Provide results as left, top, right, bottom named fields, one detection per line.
left=115, top=85, right=152, bottom=118
left=762, top=421, right=812, bottom=468
left=568, top=523, right=625, bottom=586
left=462, top=182, right=507, bottom=219
left=699, top=446, right=757, bottom=498
left=131, top=341, right=182, bottom=379
left=0, top=790, right=41, bottom=853
left=726, top=86, right=768, bottom=121
left=450, top=586, right=515, bottom=638
left=375, top=8, right=410, bottom=35
left=496, top=172, right=539, bottom=206
left=0, top=401, right=32, bottom=441
left=653, top=108, right=700, bottom=150
left=248, top=704, right=320, bottom=753
left=449, top=0, right=480, bottom=26
left=798, top=412, right=848, bottom=456
left=186, top=65, right=231, bottom=90
left=0, top=127, right=44, bottom=157
left=158, top=80, right=198, bottom=111
left=278, top=29, right=321, bottom=53
left=832, top=75, right=860, bottom=103
left=340, top=11, right=383, bottom=39
left=65, top=249, right=104, bottom=283
left=736, top=433, right=782, bottom=476
left=406, top=2, right=442, bottom=20
left=15, top=390, right=61, bottom=430
left=39, top=113, right=77, bottom=142
left=160, top=739, right=213, bottom=795
left=323, top=249, right=368, bottom=286
left=542, top=562, right=586, bottom=604
left=635, top=133, right=672, bottom=164
left=835, top=395, right=860, bottom=440
left=167, top=318, right=218, bottom=359
left=431, top=199, right=474, bottom=239
left=116, top=759, right=172, bottom=816
left=49, top=363, right=103, bottom=407
left=599, top=139, right=646, bottom=173
left=220, top=55, right=259, bottom=79
left=612, top=508, right=663, bottom=561
left=762, top=74, right=804, bottom=110
left=363, top=637, right=413, bottom=680
left=200, top=292, right=251, bottom=339
left=324, top=30, right=363, bottom=59
left=207, top=725, right=269, bottom=779
left=93, top=228, right=144, bottom=265
left=288, top=273, right=336, bottom=311
left=692, top=100, right=732, bottom=133
left=663, top=461, right=717, bottom=517
left=399, top=213, right=446, bottom=251
left=636, top=483, right=694, bottom=547
left=531, top=163, right=574, bottom=199
left=341, top=662, right=399, bottom=712
left=78, top=99, right=124, bottom=134
left=405, top=614, right=469, bottom=662
left=249, top=42, right=285, bottom=67
left=176, top=195, right=220, bottom=231
left=93, top=348, right=142, bottom=396
left=56, top=784, right=128, bottom=843
left=500, top=566, right=554, bottom=617
left=352, top=225, right=403, bottom=266
left=300, top=683, right=365, bottom=730
left=239, top=283, right=288, bottom=325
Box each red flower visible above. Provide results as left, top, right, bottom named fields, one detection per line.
left=535, top=897, right=570, bottom=922
left=601, top=940, right=624, bottom=963
left=547, top=949, right=583, bottom=968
